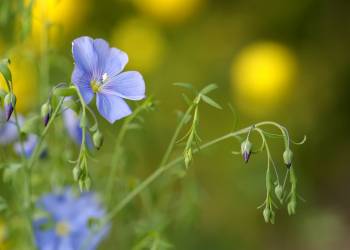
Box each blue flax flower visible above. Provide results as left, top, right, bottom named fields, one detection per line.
left=34, top=188, right=110, bottom=250
left=72, top=36, right=146, bottom=123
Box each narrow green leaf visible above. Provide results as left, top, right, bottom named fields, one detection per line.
left=173, top=82, right=193, bottom=89
left=199, top=83, right=217, bottom=95
left=0, top=58, right=12, bottom=85
left=200, top=95, right=222, bottom=109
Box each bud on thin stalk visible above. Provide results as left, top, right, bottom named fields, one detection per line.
left=41, top=102, right=52, bottom=126
left=283, top=148, right=293, bottom=168
left=4, top=93, right=16, bottom=121
left=92, top=130, right=104, bottom=150
left=241, top=139, right=252, bottom=163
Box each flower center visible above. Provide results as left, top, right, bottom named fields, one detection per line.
left=90, top=80, right=101, bottom=93
left=55, top=221, right=70, bottom=237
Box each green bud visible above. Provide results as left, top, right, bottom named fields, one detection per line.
left=72, top=165, right=81, bottom=181
left=287, top=200, right=296, bottom=215
left=275, top=185, right=283, bottom=202
left=283, top=148, right=293, bottom=168
left=263, top=207, right=270, bottom=223
left=241, top=139, right=252, bottom=163
left=84, top=176, right=91, bottom=191
left=41, top=102, right=52, bottom=126
left=92, top=130, right=104, bottom=150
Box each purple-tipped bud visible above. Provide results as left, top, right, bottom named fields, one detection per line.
left=283, top=148, right=293, bottom=168
left=241, top=139, right=252, bottom=163
left=41, top=102, right=51, bottom=127
left=4, top=93, right=16, bottom=121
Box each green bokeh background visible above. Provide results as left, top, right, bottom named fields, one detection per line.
left=1, top=0, right=350, bottom=249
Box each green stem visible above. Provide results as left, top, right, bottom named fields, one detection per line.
left=13, top=111, right=36, bottom=249
left=103, top=126, right=250, bottom=223
left=105, top=98, right=151, bottom=204
left=27, top=98, right=65, bottom=170
left=159, top=101, right=196, bottom=167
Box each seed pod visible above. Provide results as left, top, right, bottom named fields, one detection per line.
left=41, top=102, right=52, bottom=126
left=241, top=139, right=252, bottom=163
left=283, top=148, right=293, bottom=168
left=92, top=130, right=104, bottom=150
left=4, top=93, right=16, bottom=121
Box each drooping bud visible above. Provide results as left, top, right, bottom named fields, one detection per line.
left=92, top=130, right=104, bottom=150
left=283, top=148, right=293, bottom=168
left=263, top=207, right=270, bottom=223
left=241, top=139, right=252, bottom=163
left=287, top=199, right=296, bottom=215
left=72, top=165, right=81, bottom=181
left=4, top=93, right=16, bottom=121
left=274, top=184, right=283, bottom=202
left=41, top=102, right=52, bottom=126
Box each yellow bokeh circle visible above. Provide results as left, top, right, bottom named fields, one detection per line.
left=231, top=42, right=297, bottom=115
left=28, top=0, right=89, bottom=46
left=0, top=51, right=38, bottom=114
left=111, top=19, right=166, bottom=73
left=133, top=0, right=203, bottom=24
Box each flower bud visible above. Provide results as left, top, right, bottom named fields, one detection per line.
left=72, top=165, right=81, bottom=181
left=4, top=93, right=16, bottom=121
left=287, top=200, right=296, bottom=215
left=275, top=185, right=283, bottom=201
left=92, top=130, right=104, bottom=150
left=283, top=148, right=293, bottom=168
left=241, top=139, right=252, bottom=163
left=41, top=102, right=52, bottom=126
left=263, top=207, right=270, bottom=223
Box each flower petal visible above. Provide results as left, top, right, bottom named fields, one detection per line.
left=103, top=47, right=129, bottom=78
left=96, top=93, right=131, bottom=123
left=72, top=36, right=98, bottom=75
left=93, top=39, right=110, bottom=76
left=101, top=71, right=145, bottom=100
left=71, top=66, right=94, bottom=104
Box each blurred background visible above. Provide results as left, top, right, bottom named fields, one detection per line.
left=1, top=0, right=350, bottom=249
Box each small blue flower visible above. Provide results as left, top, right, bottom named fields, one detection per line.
left=0, top=110, right=20, bottom=145
left=72, top=36, right=146, bottom=123
left=14, top=134, right=38, bottom=158
left=62, top=105, right=93, bottom=149
left=33, top=188, right=110, bottom=250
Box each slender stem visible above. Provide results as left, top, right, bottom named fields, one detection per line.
left=27, top=98, right=65, bottom=170
left=105, top=99, right=151, bottom=204
left=255, top=121, right=290, bottom=148
left=13, top=111, right=36, bottom=249
left=159, top=102, right=196, bottom=167
left=103, top=126, right=250, bottom=223
left=254, top=128, right=280, bottom=184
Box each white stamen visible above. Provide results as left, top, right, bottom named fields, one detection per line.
left=102, top=73, right=108, bottom=83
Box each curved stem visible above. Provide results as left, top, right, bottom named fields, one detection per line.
left=103, top=126, right=250, bottom=223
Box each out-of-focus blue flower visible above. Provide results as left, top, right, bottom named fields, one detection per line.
left=0, top=110, right=20, bottom=145
left=71, top=36, right=146, bottom=123
left=62, top=105, right=93, bottom=149
left=33, top=188, right=110, bottom=250
left=14, top=134, right=38, bottom=158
